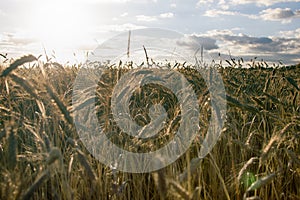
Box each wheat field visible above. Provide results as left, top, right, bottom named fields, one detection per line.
left=0, top=55, right=299, bottom=199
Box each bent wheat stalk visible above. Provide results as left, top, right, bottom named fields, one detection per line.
left=0, top=55, right=37, bottom=77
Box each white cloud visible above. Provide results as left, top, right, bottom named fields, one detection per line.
left=170, top=3, right=176, bottom=8
left=218, top=0, right=229, bottom=10
left=203, top=7, right=300, bottom=24
left=120, top=12, right=128, bottom=17
left=279, top=28, right=300, bottom=38
left=197, top=0, right=214, bottom=5
left=229, top=0, right=300, bottom=6
left=196, top=0, right=214, bottom=7
left=136, top=12, right=174, bottom=22
left=160, top=12, right=174, bottom=18
left=204, top=9, right=239, bottom=17
left=112, top=12, right=129, bottom=21
left=97, top=23, right=146, bottom=32
left=0, top=9, right=6, bottom=16
left=0, top=32, right=37, bottom=46
left=200, top=29, right=236, bottom=37
left=0, top=32, right=43, bottom=60
left=136, top=15, right=157, bottom=22
left=259, top=8, right=300, bottom=23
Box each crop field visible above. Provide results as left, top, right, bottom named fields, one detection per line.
left=0, top=55, right=299, bottom=199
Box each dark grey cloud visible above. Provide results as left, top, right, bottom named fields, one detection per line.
left=176, top=35, right=219, bottom=51
left=178, top=32, right=299, bottom=53
left=221, top=35, right=299, bottom=53
left=200, top=0, right=300, bottom=7
left=251, top=37, right=273, bottom=44
left=220, top=34, right=274, bottom=45
left=250, top=38, right=300, bottom=58
left=178, top=30, right=300, bottom=64
left=260, top=8, right=300, bottom=22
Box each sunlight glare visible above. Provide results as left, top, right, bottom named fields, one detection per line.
left=29, top=0, right=94, bottom=52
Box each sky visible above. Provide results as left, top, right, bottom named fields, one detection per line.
left=0, top=0, right=300, bottom=65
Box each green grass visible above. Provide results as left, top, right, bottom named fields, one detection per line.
left=0, top=56, right=299, bottom=199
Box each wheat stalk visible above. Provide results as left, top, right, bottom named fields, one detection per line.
left=21, top=169, right=49, bottom=200
left=0, top=55, right=37, bottom=77
left=76, top=149, right=96, bottom=181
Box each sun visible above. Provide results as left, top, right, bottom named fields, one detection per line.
left=29, top=0, right=93, bottom=52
